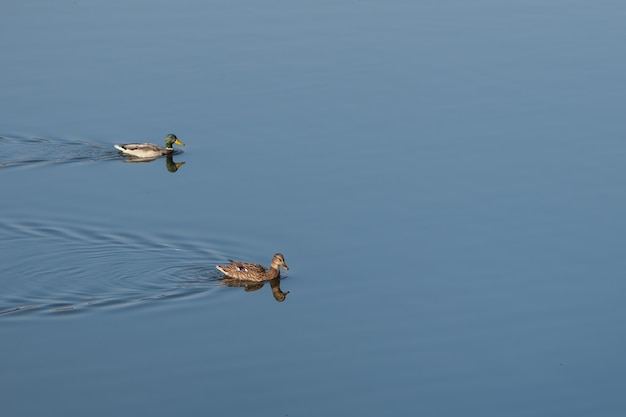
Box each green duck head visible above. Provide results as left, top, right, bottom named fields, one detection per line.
left=165, top=154, right=186, bottom=173
left=165, top=134, right=185, bottom=148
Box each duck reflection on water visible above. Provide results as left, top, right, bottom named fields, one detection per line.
left=220, top=277, right=290, bottom=302
left=119, top=153, right=186, bottom=172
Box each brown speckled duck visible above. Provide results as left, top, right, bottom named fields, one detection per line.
left=216, top=253, right=289, bottom=281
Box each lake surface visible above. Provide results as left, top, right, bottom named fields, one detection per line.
left=2, top=1, right=626, bottom=415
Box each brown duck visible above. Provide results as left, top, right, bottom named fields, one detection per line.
left=216, top=253, right=289, bottom=281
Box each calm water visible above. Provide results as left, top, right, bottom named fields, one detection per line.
left=2, top=1, right=626, bottom=416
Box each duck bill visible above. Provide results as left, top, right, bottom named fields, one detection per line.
left=282, top=264, right=289, bottom=270
left=174, top=139, right=185, bottom=146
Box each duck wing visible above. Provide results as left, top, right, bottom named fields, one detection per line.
left=114, top=143, right=170, bottom=158
left=115, top=143, right=162, bottom=152
left=225, top=260, right=267, bottom=274
left=216, top=259, right=269, bottom=280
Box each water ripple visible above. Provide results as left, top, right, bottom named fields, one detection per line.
left=0, top=134, right=119, bottom=168
left=0, top=217, right=227, bottom=317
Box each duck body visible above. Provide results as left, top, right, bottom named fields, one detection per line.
left=115, top=134, right=184, bottom=158
left=216, top=253, right=289, bottom=282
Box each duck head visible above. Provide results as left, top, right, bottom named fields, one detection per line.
left=271, top=253, right=289, bottom=271
left=165, top=133, right=185, bottom=148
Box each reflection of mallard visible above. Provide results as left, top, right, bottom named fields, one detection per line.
left=165, top=154, right=185, bottom=172
left=120, top=153, right=185, bottom=172
left=269, top=277, right=289, bottom=302
left=216, top=253, right=289, bottom=281
left=221, top=277, right=290, bottom=302
left=114, top=134, right=184, bottom=158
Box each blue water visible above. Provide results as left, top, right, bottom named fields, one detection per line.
left=2, top=1, right=626, bottom=416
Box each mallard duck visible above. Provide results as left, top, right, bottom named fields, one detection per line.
left=114, top=134, right=184, bottom=158
left=216, top=253, right=289, bottom=281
